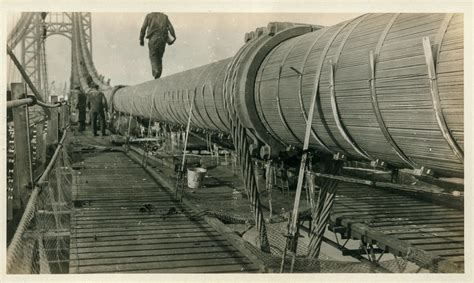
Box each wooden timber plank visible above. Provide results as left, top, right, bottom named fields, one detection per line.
left=73, top=204, right=178, bottom=211
left=69, top=250, right=250, bottom=268
left=114, top=263, right=259, bottom=273
left=334, top=196, right=426, bottom=203
left=333, top=201, right=447, bottom=209
left=71, top=217, right=207, bottom=226
left=76, top=184, right=158, bottom=188
left=371, top=220, right=464, bottom=229
left=71, top=237, right=229, bottom=249
left=73, top=191, right=163, bottom=196
left=72, top=256, right=254, bottom=273
left=389, top=230, right=464, bottom=238
left=71, top=218, right=202, bottom=227
left=71, top=220, right=209, bottom=230
left=406, top=237, right=463, bottom=245
left=333, top=211, right=463, bottom=224
left=342, top=215, right=464, bottom=226
left=71, top=227, right=219, bottom=239
left=328, top=181, right=464, bottom=271
left=344, top=223, right=461, bottom=272
left=338, top=220, right=464, bottom=237
left=361, top=225, right=464, bottom=236
left=429, top=249, right=464, bottom=257
left=72, top=199, right=178, bottom=206
left=72, top=185, right=162, bottom=190
left=72, top=214, right=191, bottom=222
left=76, top=168, right=146, bottom=173
left=76, top=171, right=150, bottom=175
left=73, top=195, right=172, bottom=201
left=71, top=242, right=234, bottom=259
left=70, top=229, right=221, bottom=239
left=439, top=255, right=464, bottom=263
left=76, top=175, right=153, bottom=179
left=74, top=191, right=167, bottom=196
left=369, top=220, right=465, bottom=228
left=372, top=223, right=464, bottom=233
left=332, top=207, right=458, bottom=217
left=72, top=164, right=142, bottom=169
left=410, top=242, right=464, bottom=251
left=71, top=224, right=214, bottom=235
left=71, top=245, right=241, bottom=265
left=72, top=219, right=207, bottom=229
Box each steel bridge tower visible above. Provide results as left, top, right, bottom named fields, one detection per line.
left=14, top=12, right=92, bottom=101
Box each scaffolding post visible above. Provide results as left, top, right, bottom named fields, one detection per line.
left=11, top=83, right=34, bottom=208
left=47, top=95, right=59, bottom=146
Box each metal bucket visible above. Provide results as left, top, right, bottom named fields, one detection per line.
left=187, top=167, right=207, bottom=189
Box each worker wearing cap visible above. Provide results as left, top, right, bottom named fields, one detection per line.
left=75, top=86, right=87, bottom=132
left=140, top=12, right=176, bottom=79
left=87, top=83, right=108, bottom=136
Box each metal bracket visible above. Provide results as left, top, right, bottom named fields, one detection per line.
left=412, top=166, right=434, bottom=177
left=333, top=152, right=347, bottom=161
left=370, top=159, right=387, bottom=170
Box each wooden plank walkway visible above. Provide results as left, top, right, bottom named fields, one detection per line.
left=69, top=150, right=259, bottom=273
left=329, top=182, right=464, bottom=272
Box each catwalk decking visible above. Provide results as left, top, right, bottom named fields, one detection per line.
left=69, top=150, right=258, bottom=273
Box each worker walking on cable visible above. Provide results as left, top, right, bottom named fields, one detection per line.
left=75, top=86, right=87, bottom=132
left=87, top=83, right=108, bottom=136
left=140, top=12, right=176, bottom=79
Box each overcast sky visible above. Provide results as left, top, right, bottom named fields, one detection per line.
left=9, top=13, right=361, bottom=89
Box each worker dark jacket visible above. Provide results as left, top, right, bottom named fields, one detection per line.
left=87, top=89, right=108, bottom=113
left=140, top=12, right=175, bottom=41
left=75, top=90, right=87, bottom=121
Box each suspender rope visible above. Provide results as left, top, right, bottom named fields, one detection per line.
left=175, top=89, right=196, bottom=201
left=307, top=161, right=342, bottom=258
left=280, top=16, right=364, bottom=273
left=223, top=38, right=271, bottom=253
left=279, top=53, right=320, bottom=271
left=142, top=98, right=156, bottom=167
left=125, top=112, right=133, bottom=152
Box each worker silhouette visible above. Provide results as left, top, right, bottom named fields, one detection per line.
left=140, top=12, right=176, bottom=79
left=74, top=86, right=87, bottom=132
left=87, top=83, right=108, bottom=136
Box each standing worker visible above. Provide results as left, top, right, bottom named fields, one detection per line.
left=139, top=12, right=176, bottom=79
left=87, top=83, right=108, bottom=136
left=75, top=86, right=87, bottom=132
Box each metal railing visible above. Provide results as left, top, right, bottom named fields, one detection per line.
left=7, top=95, right=68, bottom=110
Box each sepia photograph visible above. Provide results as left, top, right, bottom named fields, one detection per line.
left=2, top=0, right=472, bottom=281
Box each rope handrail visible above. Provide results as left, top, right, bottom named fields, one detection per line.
left=7, top=96, right=67, bottom=109
left=7, top=97, right=35, bottom=109
left=36, top=100, right=68, bottom=108
left=37, top=125, right=70, bottom=185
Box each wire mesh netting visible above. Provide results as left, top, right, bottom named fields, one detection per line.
left=7, top=139, right=73, bottom=274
